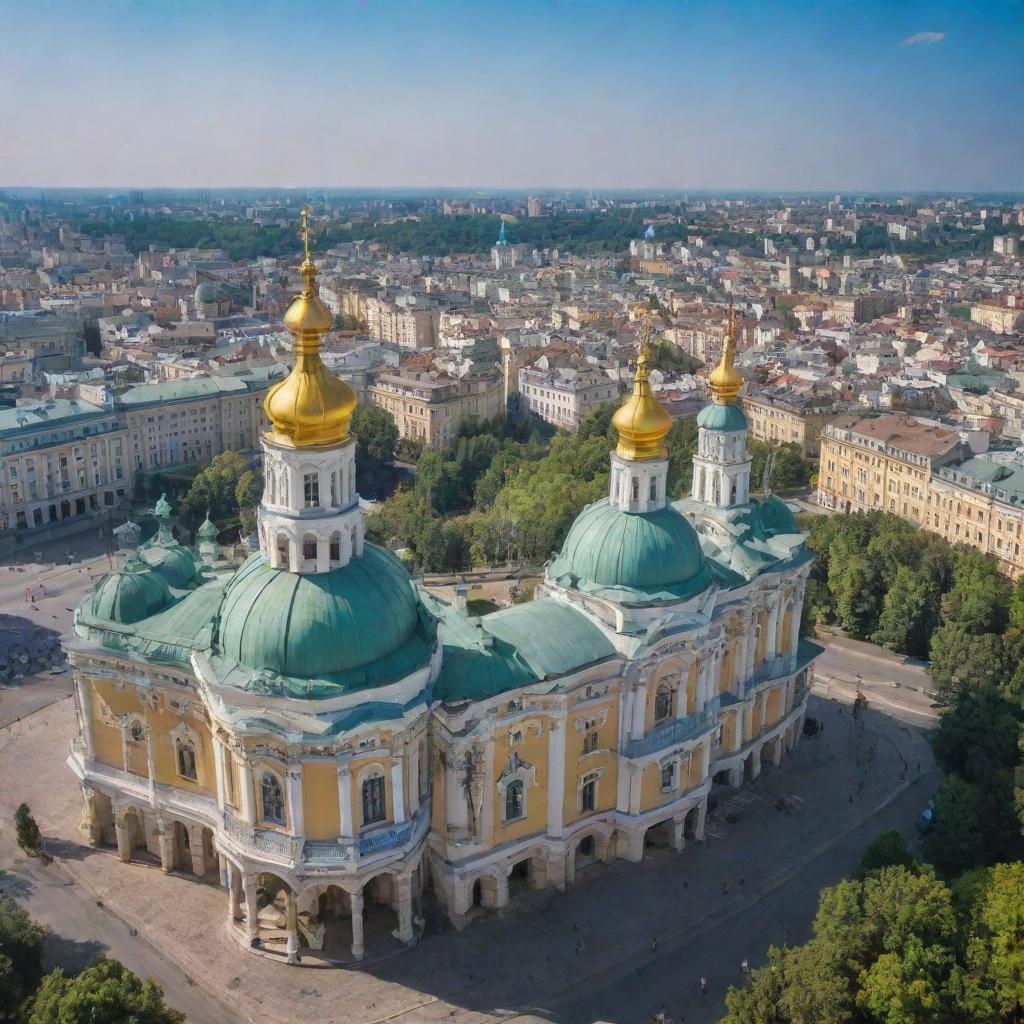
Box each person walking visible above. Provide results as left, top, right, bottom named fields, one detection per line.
left=700, top=977, right=709, bottom=998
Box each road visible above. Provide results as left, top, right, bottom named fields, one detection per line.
left=0, top=822, right=246, bottom=1024
left=814, top=634, right=939, bottom=727
left=553, top=766, right=935, bottom=1024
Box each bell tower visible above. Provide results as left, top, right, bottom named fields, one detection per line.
left=608, top=312, right=673, bottom=513
left=258, top=208, right=364, bottom=574
left=691, top=304, right=752, bottom=510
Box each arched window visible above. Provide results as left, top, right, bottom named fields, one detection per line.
left=580, top=774, right=597, bottom=813
left=660, top=762, right=675, bottom=791
left=655, top=682, right=674, bottom=722
left=631, top=477, right=640, bottom=502
left=261, top=772, right=284, bottom=824
left=329, top=532, right=341, bottom=562
left=362, top=776, right=386, bottom=826
left=302, top=535, right=318, bottom=560
left=504, top=779, right=525, bottom=822
left=303, top=472, right=319, bottom=508
left=177, top=740, right=198, bottom=781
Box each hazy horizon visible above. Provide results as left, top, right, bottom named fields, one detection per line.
left=2, top=0, right=1022, bottom=193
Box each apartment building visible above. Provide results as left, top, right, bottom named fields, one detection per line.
left=742, top=388, right=839, bottom=459
left=0, top=399, right=129, bottom=531
left=828, top=294, right=897, bottom=326
left=929, top=457, right=1024, bottom=579
left=817, top=414, right=963, bottom=525
left=364, top=296, right=439, bottom=350
left=0, top=310, right=86, bottom=381
left=370, top=368, right=504, bottom=447
left=518, top=365, right=621, bottom=431
left=0, top=372, right=280, bottom=535
left=116, top=374, right=277, bottom=471
left=971, top=301, right=1024, bottom=336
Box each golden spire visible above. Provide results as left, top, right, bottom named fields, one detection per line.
left=263, top=207, right=357, bottom=448
left=708, top=300, right=744, bottom=405
left=612, top=309, right=672, bottom=460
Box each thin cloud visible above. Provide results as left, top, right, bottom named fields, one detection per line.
left=901, top=31, right=946, bottom=47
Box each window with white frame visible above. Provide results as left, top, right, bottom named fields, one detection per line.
left=504, top=779, right=525, bottom=821
left=654, top=681, right=674, bottom=722
left=362, top=775, right=386, bottom=825
left=660, top=761, right=675, bottom=792
left=580, top=773, right=598, bottom=812
left=582, top=730, right=598, bottom=755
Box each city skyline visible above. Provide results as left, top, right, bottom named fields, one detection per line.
left=2, top=0, right=1022, bottom=192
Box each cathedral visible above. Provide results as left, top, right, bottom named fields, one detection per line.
left=68, top=235, right=820, bottom=964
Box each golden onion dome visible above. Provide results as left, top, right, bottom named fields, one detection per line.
left=708, top=304, right=744, bottom=405
left=264, top=210, right=357, bottom=448
left=613, top=346, right=672, bottom=460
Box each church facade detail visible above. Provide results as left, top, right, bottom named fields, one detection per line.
left=68, top=239, right=819, bottom=964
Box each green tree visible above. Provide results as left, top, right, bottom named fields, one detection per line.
left=871, top=565, right=937, bottom=657
left=927, top=623, right=1005, bottom=697
left=967, top=862, right=1024, bottom=1020
left=0, top=894, right=46, bottom=1019
left=25, top=958, right=185, bottom=1024
left=858, top=829, right=918, bottom=879
left=14, top=803, right=41, bottom=856
left=352, top=404, right=399, bottom=464
left=179, top=451, right=254, bottom=534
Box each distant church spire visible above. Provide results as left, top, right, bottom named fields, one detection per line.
left=497, top=221, right=508, bottom=246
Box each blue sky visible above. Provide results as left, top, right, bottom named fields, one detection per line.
left=0, top=0, right=1021, bottom=190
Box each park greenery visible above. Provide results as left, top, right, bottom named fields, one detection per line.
left=723, top=510, right=1024, bottom=1023
left=0, top=886, right=183, bottom=1024
left=365, top=406, right=811, bottom=573
left=722, top=860, right=1024, bottom=1024
left=178, top=450, right=262, bottom=539
left=72, top=210, right=1011, bottom=263
left=13, top=805, right=41, bottom=857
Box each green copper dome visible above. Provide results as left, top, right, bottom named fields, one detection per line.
left=754, top=495, right=799, bottom=537
left=697, top=402, right=748, bottom=432
left=215, top=545, right=422, bottom=678
left=139, top=542, right=200, bottom=588
left=196, top=517, right=219, bottom=541
left=552, top=499, right=709, bottom=598
left=91, top=564, right=172, bottom=624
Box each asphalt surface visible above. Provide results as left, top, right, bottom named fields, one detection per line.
left=0, top=825, right=246, bottom=1024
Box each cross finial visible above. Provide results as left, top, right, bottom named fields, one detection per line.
left=300, top=206, right=311, bottom=263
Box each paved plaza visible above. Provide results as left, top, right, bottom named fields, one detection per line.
left=0, top=678, right=934, bottom=1024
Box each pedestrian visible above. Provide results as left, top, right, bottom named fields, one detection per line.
left=651, top=936, right=659, bottom=953
left=700, top=977, right=709, bottom=998
left=739, top=876, right=745, bottom=888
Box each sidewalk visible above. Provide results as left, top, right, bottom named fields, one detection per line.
left=0, top=692, right=933, bottom=1024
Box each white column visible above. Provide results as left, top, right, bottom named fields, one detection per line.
left=285, top=890, right=299, bottom=964
left=243, top=875, right=259, bottom=941
left=114, top=810, right=131, bottom=863
left=390, top=752, right=406, bottom=825
left=350, top=888, right=365, bottom=961
left=409, top=741, right=421, bottom=808
left=745, top=623, right=756, bottom=678
left=766, top=600, right=780, bottom=659
left=676, top=659, right=693, bottom=718
left=396, top=875, right=414, bottom=944
left=212, top=737, right=227, bottom=814
left=546, top=715, right=565, bottom=839
left=145, top=728, right=157, bottom=807
left=788, top=603, right=801, bottom=661
left=240, top=762, right=256, bottom=825
left=287, top=766, right=304, bottom=837
left=480, top=738, right=495, bottom=844
left=75, top=676, right=95, bottom=758
left=337, top=763, right=353, bottom=840
left=630, top=683, right=646, bottom=739
left=627, top=764, right=642, bottom=815
left=446, top=755, right=468, bottom=830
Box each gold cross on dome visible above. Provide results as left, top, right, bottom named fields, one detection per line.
left=300, top=206, right=311, bottom=262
